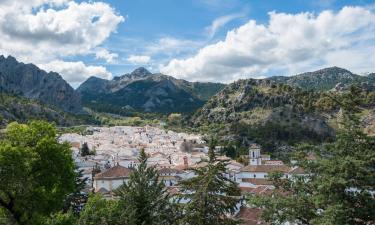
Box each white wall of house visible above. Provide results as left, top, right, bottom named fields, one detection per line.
left=239, top=171, right=268, bottom=179
left=94, top=178, right=129, bottom=192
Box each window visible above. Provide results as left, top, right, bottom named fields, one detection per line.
left=252, top=151, right=255, bottom=158
left=253, top=174, right=256, bottom=178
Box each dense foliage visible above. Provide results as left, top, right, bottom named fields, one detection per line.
left=115, top=149, right=174, bottom=225
left=177, top=147, right=242, bottom=225
left=0, top=121, right=76, bottom=225
left=250, top=92, right=375, bottom=225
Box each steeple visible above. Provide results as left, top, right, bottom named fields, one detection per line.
left=249, top=144, right=261, bottom=165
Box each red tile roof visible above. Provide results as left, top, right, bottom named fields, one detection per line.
left=94, top=165, right=133, bottom=179
left=288, top=166, right=305, bottom=175
left=241, top=178, right=273, bottom=186
left=235, top=207, right=267, bottom=225
left=241, top=165, right=290, bottom=173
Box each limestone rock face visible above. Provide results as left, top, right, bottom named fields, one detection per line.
left=0, top=55, right=83, bottom=113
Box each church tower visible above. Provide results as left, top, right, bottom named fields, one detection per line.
left=249, top=144, right=261, bottom=165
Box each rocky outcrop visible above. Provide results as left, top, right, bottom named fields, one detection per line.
left=0, top=55, right=83, bottom=113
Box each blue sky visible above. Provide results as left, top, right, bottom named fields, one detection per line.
left=1, top=0, right=375, bottom=86
left=95, top=0, right=375, bottom=75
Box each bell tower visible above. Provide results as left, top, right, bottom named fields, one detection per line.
left=249, top=144, right=261, bottom=165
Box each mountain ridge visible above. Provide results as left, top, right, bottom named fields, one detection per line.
left=0, top=55, right=84, bottom=113
left=77, top=67, right=226, bottom=114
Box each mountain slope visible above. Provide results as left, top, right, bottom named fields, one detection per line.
left=269, top=67, right=374, bottom=91
left=192, top=79, right=335, bottom=152
left=0, top=93, right=83, bottom=127
left=77, top=67, right=225, bottom=114
left=0, top=55, right=83, bottom=113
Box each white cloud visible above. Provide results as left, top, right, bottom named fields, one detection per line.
left=0, top=0, right=123, bottom=85
left=146, top=37, right=203, bottom=56
left=127, top=55, right=151, bottom=65
left=39, top=60, right=112, bottom=87
left=95, top=48, right=118, bottom=63
left=206, top=13, right=244, bottom=38
left=161, top=6, right=375, bottom=82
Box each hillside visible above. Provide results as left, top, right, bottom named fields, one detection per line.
left=192, top=78, right=375, bottom=154
left=0, top=55, right=83, bottom=113
left=269, top=67, right=374, bottom=91
left=0, top=93, right=86, bottom=128
left=77, top=67, right=225, bottom=114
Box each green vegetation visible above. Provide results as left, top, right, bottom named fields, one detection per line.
left=250, top=91, right=375, bottom=225
left=177, top=147, right=242, bottom=225
left=192, top=80, right=375, bottom=159
left=0, top=121, right=76, bottom=225
left=116, top=149, right=174, bottom=224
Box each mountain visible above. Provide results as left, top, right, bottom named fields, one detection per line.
left=191, top=76, right=375, bottom=154
left=77, top=67, right=225, bottom=114
left=0, top=55, right=83, bottom=113
left=192, top=79, right=335, bottom=150
left=268, top=67, right=375, bottom=91
left=0, top=93, right=84, bottom=128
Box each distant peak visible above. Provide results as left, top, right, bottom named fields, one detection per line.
left=131, top=67, right=152, bottom=76
left=317, top=66, right=352, bottom=74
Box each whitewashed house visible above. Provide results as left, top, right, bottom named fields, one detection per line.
left=93, top=165, right=133, bottom=193
left=238, top=144, right=291, bottom=188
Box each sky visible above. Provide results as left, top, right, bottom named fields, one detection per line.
left=1, top=0, right=375, bottom=87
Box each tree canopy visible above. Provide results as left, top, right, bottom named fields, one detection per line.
left=0, top=121, right=76, bottom=225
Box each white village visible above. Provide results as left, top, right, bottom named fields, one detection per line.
left=60, top=125, right=309, bottom=223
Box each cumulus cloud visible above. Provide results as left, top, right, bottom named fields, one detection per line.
left=0, top=0, right=123, bottom=85
left=127, top=55, right=151, bottom=65
left=161, top=6, right=375, bottom=82
left=95, top=48, right=118, bottom=63
left=146, top=37, right=203, bottom=57
left=39, top=60, right=112, bottom=87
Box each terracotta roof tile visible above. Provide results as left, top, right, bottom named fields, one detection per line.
left=241, top=178, right=273, bottom=186
left=94, top=165, right=133, bottom=179
left=235, top=207, right=267, bottom=225
left=288, top=166, right=305, bottom=175
left=241, top=165, right=290, bottom=173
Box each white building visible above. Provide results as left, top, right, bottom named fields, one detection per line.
left=93, top=165, right=133, bottom=193
left=238, top=144, right=295, bottom=188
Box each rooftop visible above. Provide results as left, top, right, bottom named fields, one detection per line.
left=95, top=165, right=133, bottom=179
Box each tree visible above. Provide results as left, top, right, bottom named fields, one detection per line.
left=167, top=113, right=182, bottom=126
left=178, top=143, right=242, bottom=225
left=80, top=142, right=90, bottom=157
left=77, top=194, right=120, bottom=225
left=62, top=168, right=88, bottom=215
left=115, top=149, right=174, bottom=225
left=0, top=121, right=76, bottom=225
left=251, top=89, right=375, bottom=225
left=45, top=211, right=77, bottom=225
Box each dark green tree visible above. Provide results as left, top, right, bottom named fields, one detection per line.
left=45, top=211, right=77, bottom=225
left=115, top=149, right=174, bottom=225
left=0, top=121, right=76, bottom=225
left=77, top=194, right=120, bottom=225
left=80, top=142, right=90, bottom=157
left=178, top=144, right=242, bottom=225
left=62, top=168, right=88, bottom=215
left=251, top=89, right=375, bottom=225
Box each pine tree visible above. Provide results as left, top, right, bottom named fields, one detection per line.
left=178, top=141, right=241, bottom=225
left=251, top=87, right=375, bottom=225
left=62, top=168, right=88, bottom=215
left=115, top=149, right=174, bottom=225
left=80, top=142, right=90, bottom=157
